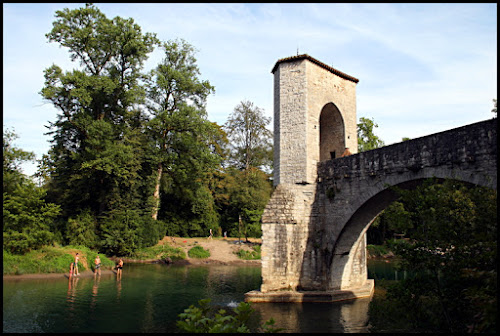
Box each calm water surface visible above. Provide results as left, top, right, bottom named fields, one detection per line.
left=3, top=261, right=397, bottom=333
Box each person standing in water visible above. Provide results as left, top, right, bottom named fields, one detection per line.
left=116, top=258, right=124, bottom=278
left=94, top=255, right=101, bottom=276
left=73, top=253, right=80, bottom=276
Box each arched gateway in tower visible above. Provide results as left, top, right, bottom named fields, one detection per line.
left=246, top=54, right=497, bottom=303
left=245, top=54, right=374, bottom=302
left=272, top=54, right=359, bottom=186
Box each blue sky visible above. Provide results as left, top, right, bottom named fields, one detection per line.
left=3, top=3, right=497, bottom=177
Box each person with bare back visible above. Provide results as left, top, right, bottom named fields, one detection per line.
left=72, top=253, right=80, bottom=276
left=116, top=258, right=124, bottom=278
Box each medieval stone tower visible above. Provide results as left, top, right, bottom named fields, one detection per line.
left=272, top=54, right=359, bottom=186
left=258, top=55, right=362, bottom=294
left=247, top=54, right=496, bottom=302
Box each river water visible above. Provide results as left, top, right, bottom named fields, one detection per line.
left=3, top=260, right=399, bottom=333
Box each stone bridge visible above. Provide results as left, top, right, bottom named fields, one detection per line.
left=245, top=54, right=497, bottom=303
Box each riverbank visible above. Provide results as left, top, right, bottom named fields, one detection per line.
left=157, top=236, right=261, bottom=266
left=118, top=236, right=261, bottom=266
left=3, top=269, right=117, bottom=280
left=3, top=237, right=261, bottom=281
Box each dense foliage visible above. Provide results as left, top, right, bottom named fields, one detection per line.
left=369, top=178, right=497, bottom=333
left=3, top=4, right=272, bottom=258
left=176, top=298, right=282, bottom=333
left=3, top=129, right=61, bottom=254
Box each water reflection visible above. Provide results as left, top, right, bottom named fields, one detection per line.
left=90, top=275, right=100, bottom=311
left=66, top=276, right=79, bottom=310
left=116, top=276, right=122, bottom=301
left=251, top=298, right=371, bottom=333
left=3, top=262, right=397, bottom=333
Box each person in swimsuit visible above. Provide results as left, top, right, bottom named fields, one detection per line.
left=94, top=255, right=101, bottom=276
left=116, top=258, right=123, bottom=278
left=73, top=253, right=80, bottom=276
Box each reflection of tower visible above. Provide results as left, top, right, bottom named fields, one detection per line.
left=339, top=298, right=371, bottom=332
left=251, top=298, right=371, bottom=332
left=251, top=303, right=302, bottom=332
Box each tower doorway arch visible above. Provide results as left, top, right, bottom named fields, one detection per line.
left=320, top=102, right=345, bottom=161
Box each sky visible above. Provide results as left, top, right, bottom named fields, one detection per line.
left=3, top=3, right=497, bottom=177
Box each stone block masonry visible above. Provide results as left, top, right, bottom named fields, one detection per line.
left=247, top=54, right=497, bottom=303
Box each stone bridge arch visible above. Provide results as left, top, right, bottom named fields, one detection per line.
left=245, top=54, right=497, bottom=303
left=314, top=119, right=497, bottom=291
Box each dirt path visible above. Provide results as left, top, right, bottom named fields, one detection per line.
left=159, top=236, right=261, bottom=265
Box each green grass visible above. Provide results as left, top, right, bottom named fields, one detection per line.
left=236, top=245, right=261, bottom=260
left=188, top=245, right=210, bottom=258
left=3, top=245, right=114, bottom=275
left=129, top=243, right=186, bottom=261
left=367, top=244, right=390, bottom=258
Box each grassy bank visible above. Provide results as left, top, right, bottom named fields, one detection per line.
left=236, top=245, right=261, bottom=260
left=3, top=245, right=115, bottom=276
left=128, top=243, right=186, bottom=261
left=367, top=244, right=395, bottom=259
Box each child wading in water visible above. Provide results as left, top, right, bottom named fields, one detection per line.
left=70, top=253, right=80, bottom=276
left=116, top=258, right=124, bottom=279
left=94, top=255, right=101, bottom=276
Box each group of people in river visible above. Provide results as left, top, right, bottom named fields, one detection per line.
left=69, top=253, right=123, bottom=278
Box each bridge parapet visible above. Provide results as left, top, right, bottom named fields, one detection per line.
left=318, top=118, right=497, bottom=190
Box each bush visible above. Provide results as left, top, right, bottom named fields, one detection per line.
left=188, top=245, right=210, bottom=259
left=236, top=245, right=261, bottom=260
left=129, top=243, right=186, bottom=261
left=367, top=244, right=390, bottom=258
left=176, top=298, right=282, bottom=333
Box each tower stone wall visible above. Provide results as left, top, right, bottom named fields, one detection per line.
left=272, top=54, right=359, bottom=186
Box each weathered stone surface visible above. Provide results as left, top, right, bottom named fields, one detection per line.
left=246, top=279, right=374, bottom=303
left=250, top=54, right=497, bottom=302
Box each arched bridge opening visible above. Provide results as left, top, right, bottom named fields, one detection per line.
left=316, top=176, right=496, bottom=291
left=246, top=53, right=496, bottom=303
left=248, top=118, right=496, bottom=302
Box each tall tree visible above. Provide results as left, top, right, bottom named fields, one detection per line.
left=145, top=38, right=221, bottom=223
left=223, top=100, right=273, bottom=171
left=40, top=4, right=158, bottom=253
left=214, top=167, right=272, bottom=240
left=357, top=117, right=384, bottom=152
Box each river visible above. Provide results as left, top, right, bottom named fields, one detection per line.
left=3, top=260, right=400, bottom=333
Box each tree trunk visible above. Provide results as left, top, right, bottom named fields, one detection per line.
left=151, top=162, right=163, bottom=220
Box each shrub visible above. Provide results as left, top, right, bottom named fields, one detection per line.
left=176, top=298, right=282, bottom=333
left=188, top=245, right=210, bottom=258
left=129, top=244, right=186, bottom=261
left=367, top=244, right=390, bottom=258
left=236, top=245, right=261, bottom=260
